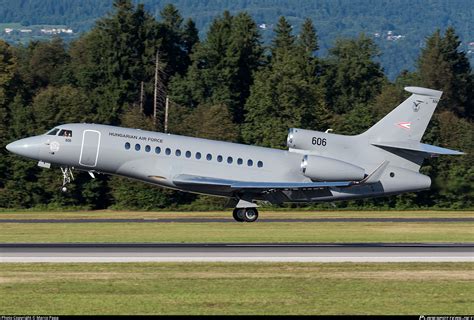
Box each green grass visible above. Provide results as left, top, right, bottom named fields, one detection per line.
left=1, top=221, right=473, bottom=243
left=0, top=211, right=472, bottom=243
left=0, top=262, right=472, bottom=315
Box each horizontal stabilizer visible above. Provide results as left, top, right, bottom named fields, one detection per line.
left=372, top=141, right=464, bottom=156
left=404, top=86, right=443, bottom=97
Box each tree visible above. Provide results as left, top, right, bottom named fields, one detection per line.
left=298, top=18, right=319, bottom=54
left=170, top=103, right=239, bottom=142
left=69, top=0, right=163, bottom=124
left=169, top=11, right=263, bottom=123
left=242, top=59, right=328, bottom=147
left=159, top=4, right=192, bottom=76
left=418, top=27, right=473, bottom=118
left=182, top=18, right=199, bottom=56
left=31, top=85, right=94, bottom=132
left=0, top=40, right=17, bottom=189
left=272, top=16, right=295, bottom=56
left=243, top=17, right=328, bottom=148
left=322, top=34, right=385, bottom=114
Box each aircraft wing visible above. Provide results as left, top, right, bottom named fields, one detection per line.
left=173, top=174, right=352, bottom=192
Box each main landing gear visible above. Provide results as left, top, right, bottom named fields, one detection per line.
left=232, top=207, right=259, bottom=222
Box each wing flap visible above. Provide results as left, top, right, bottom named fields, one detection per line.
left=173, top=174, right=351, bottom=191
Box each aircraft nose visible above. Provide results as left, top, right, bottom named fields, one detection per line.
left=6, top=141, right=21, bottom=153
left=5, top=138, right=41, bottom=159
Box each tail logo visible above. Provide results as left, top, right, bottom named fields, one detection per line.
left=396, top=122, right=411, bottom=130
left=413, top=100, right=423, bottom=112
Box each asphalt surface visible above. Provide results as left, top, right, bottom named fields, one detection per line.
left=0, top=217, right=473, bottom=223
left=1, top=243, right=472, bottom=262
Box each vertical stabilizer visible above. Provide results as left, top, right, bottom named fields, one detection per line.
left=363, top=87, right=442, bottom=142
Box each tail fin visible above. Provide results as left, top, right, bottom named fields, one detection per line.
left=363, top=86, right=442, bottom=142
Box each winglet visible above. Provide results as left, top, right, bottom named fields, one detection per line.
left=359, top=161, right=389, bottom=184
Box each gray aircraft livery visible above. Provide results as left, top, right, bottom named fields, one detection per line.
left=6, top=87, right=463, bottom=222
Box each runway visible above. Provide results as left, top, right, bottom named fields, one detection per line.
left=0, top=217, right=473, bottom=223
left=1, top=243, right=472, bottom=262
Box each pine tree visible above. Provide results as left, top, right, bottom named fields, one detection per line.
left=418, top=27, right=473, bottom=118
left=298, top=18, right=319, bottom=54
left=169, top=11, right=263, bottom=123
left=159, top=4, right=190, bottom=76
left=0, top=40, right=16, bottom=190
left=172, top=103, right=239, bottom=142
left=242, top=58, right=328, bottom=147
left=182, top=18, right=199, bottom=56
left=272, top=16, right=295, bottom=56
left=322, top=34, right=385, bottom=114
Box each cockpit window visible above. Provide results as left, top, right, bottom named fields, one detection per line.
left=58, top=129, right=72, bottom=137
left=46, top=128, right=60, bottom=135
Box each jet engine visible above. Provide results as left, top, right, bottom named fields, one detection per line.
left=301, top=155, right=365, bottom=181
left=287, top=128, right=334, bottom=150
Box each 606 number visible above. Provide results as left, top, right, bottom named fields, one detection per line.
left=312, top=137, right=327, bottom=146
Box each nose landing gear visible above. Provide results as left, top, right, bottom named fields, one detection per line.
left=60, top=167, right=75, bottom=192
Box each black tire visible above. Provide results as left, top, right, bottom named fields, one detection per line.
left=243, top=208, right=258, bottom=222
left=232, top=208, right=245, bottom=222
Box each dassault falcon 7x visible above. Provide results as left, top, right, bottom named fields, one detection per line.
left=6, top=87, right=463, bottom=222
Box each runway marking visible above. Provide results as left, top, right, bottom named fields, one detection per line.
left=1, top=243, right=472, bottom=263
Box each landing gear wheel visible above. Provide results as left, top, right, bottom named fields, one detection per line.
left=243, top=208, right=259, bottom=222
left=232, top=208, right=245, bottom=222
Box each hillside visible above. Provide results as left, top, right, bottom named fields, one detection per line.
left=0, top=0, right=472, bottom=79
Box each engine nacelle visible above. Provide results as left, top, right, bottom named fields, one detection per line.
left=301, top=155, right=365, bottom=181
left=288, top=128, right=335, bottom=150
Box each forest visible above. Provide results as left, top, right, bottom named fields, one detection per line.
left=0, top=0, right=472, bottom=210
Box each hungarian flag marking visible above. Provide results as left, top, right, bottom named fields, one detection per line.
left=396, top=122, right=411, bottom=130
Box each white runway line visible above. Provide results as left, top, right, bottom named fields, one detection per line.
left=1, top=257, right=473, bottom=263
left=1, top=244, right=472, bottom=263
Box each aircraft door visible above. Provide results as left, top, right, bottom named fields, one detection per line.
left=79, top=130, right=101, bottom=167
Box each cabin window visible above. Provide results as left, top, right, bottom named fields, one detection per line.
left=237, top=158, right=243, bottom=165
left=257, top=161, right=263, bottom=168
left=58, top=129, right=72, bottom=137
left=125, top=142, right=131, bottom=150
left=247, top=159, right=253, bottom=166
left=185, top=151, right=191, bottom=158
left=165, top=148, right=171, bottom=155
left=135, top=144, right=141, bottom=151
left=217, top=155, right=223, bottom=162
left=176, top=149, right=181, bottom=156
left=227, top=156, right=233, bottom=164
left=206, top=153, right=212, bottom=161
left=46, top=128, right=60, bottom=136
left=155, top=146, right=161, bottom=154
left=145, top=145, right=151, bottom=152
left=196, top=152, right=202, bottom=160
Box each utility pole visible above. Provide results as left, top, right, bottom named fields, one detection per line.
left=139, top=81, right=144, bottom=114
left=164, top=96, right=169, bottom=133
left=153, top=49, right=160, bottom=128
